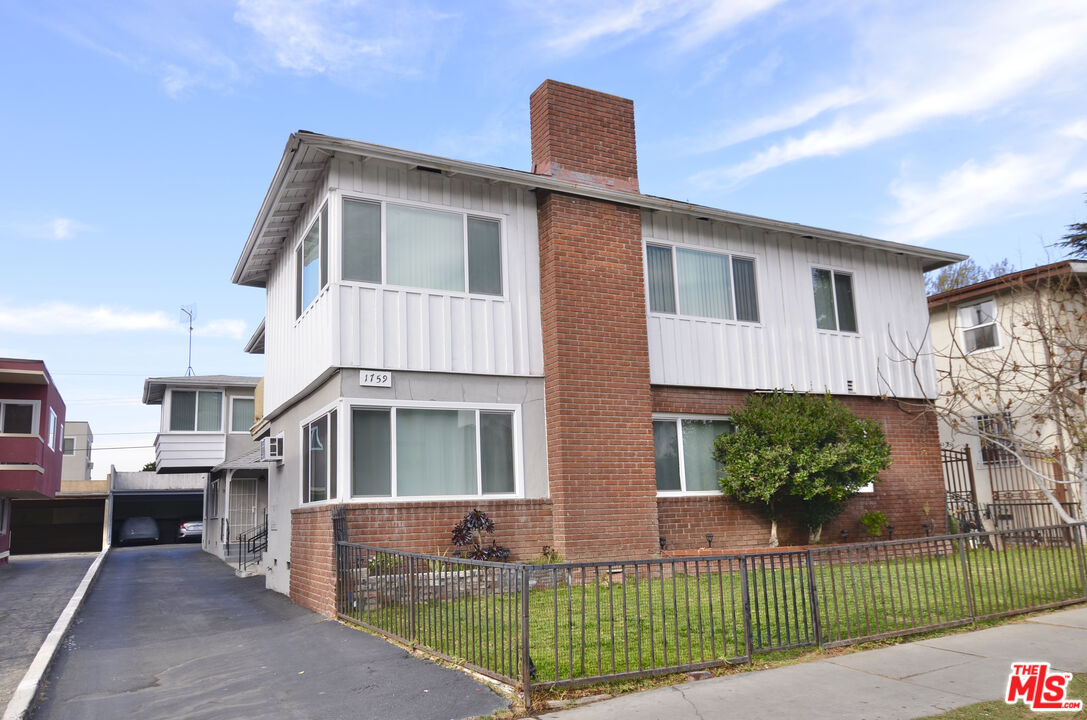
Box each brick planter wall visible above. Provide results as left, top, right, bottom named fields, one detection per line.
left=342, top=499, right=553, bottom=558
left=652, top=387, right=946, bottom=550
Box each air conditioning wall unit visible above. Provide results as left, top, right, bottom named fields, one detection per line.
left=259, top=435, right=284, bottom=463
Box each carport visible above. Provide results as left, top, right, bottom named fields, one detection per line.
left=110, top=491, right=203, bottom=545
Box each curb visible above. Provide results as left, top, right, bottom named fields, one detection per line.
left=2, top=546, right=110, bottom=720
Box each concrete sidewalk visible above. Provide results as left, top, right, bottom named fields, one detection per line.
left=0, top=553, right=97, bottom=712
left=534, top=605, right=1087, bottom=720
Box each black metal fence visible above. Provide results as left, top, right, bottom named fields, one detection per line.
left=336, top=523, right=1087, bottom=708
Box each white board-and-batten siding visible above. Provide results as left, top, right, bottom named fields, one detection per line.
left=262, top=156, right=545, bottom=414
left=641, top=211, right=937, bottom=399
left=261, top=154, right=937, bottom=415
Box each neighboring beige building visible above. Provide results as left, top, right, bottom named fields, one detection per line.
left=928, top=261, right=1087, bottom=530
left=60, top=421, right=100, bottom=491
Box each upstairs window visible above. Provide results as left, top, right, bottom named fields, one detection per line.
left=958, top=299, right=999, bottom=353
left=303, top=411, right=337, bottom=503
left=63, top=437, right=76, bottom=455
left=296, top=204, right=329, bottom=316
left=169, top=390, right=223, bottom=432
left=647, top=244, right=759, bottom=322
left=812, top=268, right=858, bottom=333
left=230, top=398, right=255, bottom=433
left=654, top=417, right=734, bottom=493
left=48, top=409, right=58, bottom=450
left=0, top=400, right=36, bottom=434
left=343, top=198, right=503, bottom=296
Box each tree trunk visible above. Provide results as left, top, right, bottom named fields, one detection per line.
left=809, top=525, right=823, bottom=544
left=768, top=519, right=779, bottom=547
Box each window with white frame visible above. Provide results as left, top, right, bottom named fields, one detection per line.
left=646, top=244, right=759, bottom=322
left=811, top=268, right=858, bottom=333
left=297, top=204, right=329, bottom=316
left=47, top=409, right=58, bottom=450
left=0, top=400, right=37, bottom=434
left=350, top=406, right=516, bottom=498
left=63, top=437, right=76, bottom=455
left=958, top=299, right=999, bottom=353
left=169, top=390, right=223, bottom=432
left=208, top=478, right=219, bottom=517
left=302, top=411, right=337, bottom=503
left=342, top=198, right=503, bottom=296
left=230, top=397, right=255, bottom=433
left=653, top=416, right=734, bottom=492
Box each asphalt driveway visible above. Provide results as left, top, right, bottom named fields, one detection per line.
left=0, top=553, right=97, bottom=711
left=31, top=545, right=506, bottom=720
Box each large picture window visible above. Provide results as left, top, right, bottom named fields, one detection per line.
left=296, top=204, right=329, bottom=316
left=168, top=390, right=223, bottom=432
left=812, top=268, right=858, bottom=333
left=303, top=411, right=338, bottom=503
left=958, top=299, right=999, bottom=353
left=646, top=244, right=759, bottom=322
left=654, top=417, right=734, bottom=493
left=342, top=198, right=502, bottom=296
left=0, top=400, right=37, bottom=434
left=350, top=406, right=515, bottom=498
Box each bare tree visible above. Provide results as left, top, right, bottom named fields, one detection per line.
left=889, top=265, right=1087, bottom=528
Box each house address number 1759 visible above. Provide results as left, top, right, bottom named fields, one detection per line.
left=360, top=370, right=392, bottom=387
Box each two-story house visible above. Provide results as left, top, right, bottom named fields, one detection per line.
left=233, top=81, right=964, bottom=612
left=142, top=375, right=264, bottom=565
left=0, top=358, right=66, bottom=564
left=928, top=261, right=1087, bottom=531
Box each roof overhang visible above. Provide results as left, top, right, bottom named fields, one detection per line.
left=244, top=319, right=265, bottom=354
left=928, top=261, right=1087, bottom=308
left=233, top=132, right=967, bottom=287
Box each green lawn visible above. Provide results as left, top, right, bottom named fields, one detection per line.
left=342, top=543, right=1087, bottom=687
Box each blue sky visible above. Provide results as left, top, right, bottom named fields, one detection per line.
left=2, top=0, right=1085, bottom=476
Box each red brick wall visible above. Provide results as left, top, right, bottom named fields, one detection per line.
left=290, top=500, right=554, bottom=616
left=652, top=387, right=946, bottom=550
left=530, top=80, right=639, bottom=192
left=290, top=505, right=338, bottom=616
left=342, top=499, right=553, bottom=558
left=537, top=191, right=660, bottom=560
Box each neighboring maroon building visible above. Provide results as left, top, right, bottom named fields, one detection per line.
left=0, top=358, right=66, bottom=564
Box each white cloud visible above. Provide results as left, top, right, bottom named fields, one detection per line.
left=234, top=0, right=452, bottom=77
left=47, top=217, right=90, bottom=240
left=531, top=0, right=782, bottom=56
left=690, top=86, right=863, bottom=154
left=0, top=302, right=246, bottom=339
left=884, top=148, right=1079, bottom=243
left=691, top=0, right=1087, bottom=187
left=1061, top=119, right=1087, bottom=141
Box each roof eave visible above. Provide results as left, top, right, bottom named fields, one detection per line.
left=234, top=131, right=966, bottom=286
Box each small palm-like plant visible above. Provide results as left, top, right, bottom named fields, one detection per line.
left=451, top=508, right=510, bottom=561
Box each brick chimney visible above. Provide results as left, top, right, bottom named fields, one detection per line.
left=530, top=80, right=639, bottom=192
left=531, top=81, right=658, bottom=560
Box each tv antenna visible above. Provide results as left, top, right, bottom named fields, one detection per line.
left=180, top=305, right=196, bottom=376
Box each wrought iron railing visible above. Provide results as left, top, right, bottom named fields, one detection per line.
left=336, top=522, right=1087, bottom=709
left=238, top=518, right=268, bottom=573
